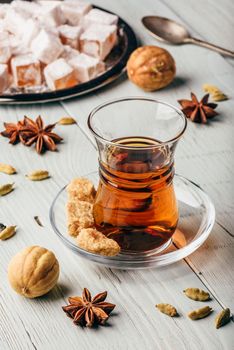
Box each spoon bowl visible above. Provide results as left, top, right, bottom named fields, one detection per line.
left=142, top=15, right=234, bottom=57
left=142, top=16, right=190, bottom=44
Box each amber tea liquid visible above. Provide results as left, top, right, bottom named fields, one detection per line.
left=93, top=137, right=178, bottom=253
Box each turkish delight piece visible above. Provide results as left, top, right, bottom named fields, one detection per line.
left=0, top=64, right=9, bottom=93
left=61, top=1, right=92, bottom=26
left=9, top=34, right=30, bottom=56
left=4, top=8, right=29, bottom=36
left=80, top=24, right=117, bottom=60
left=60, top=45, right=80, bottom=61
left=0, top=33, right=11, bottom=64
left=58, top=25, right=82, bottom=50
left=37, top=1, right=65, bottom=27
left=44, top=58, right=78, bottom=90
left=0, top=20, right=5, bottom=32
left=11, top=0, right=40, bottom=17
left=67, top=177, right=96, bottom=202
left=0, top=4, right=10, bottom=19
left=31, top=29, right=64, bottom=64
left=66, top=200, right=94, bottom=236
left=11, top=54, right=42, bottom=87
left=82, top=8, right=118, bottom=28
left=69, top=53, right=105, bottom=83
left=21, top=19, right=40, bottom=47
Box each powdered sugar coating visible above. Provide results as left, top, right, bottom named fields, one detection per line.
left=82, top=8, right=118, bottom=28
left=0, top=1, right=119, bottom=93
left=31, top=29, right=64, bottom=64
left=80, top=24, right=117, bottom=60
left=11, top=54, right=41, bottom=87
left=58, top=25, right=83, bottom=49
left=69, top=53, right=105, bottom=82
left=44, top=58, right=78, bottom=90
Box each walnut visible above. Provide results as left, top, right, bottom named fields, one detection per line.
left=66, top=200, right=94, bottom=236
left=127, top=46, right=176, bottom=91
left=67, top=177, right=96, bottom=202
left=77, top=228, right=121, bottom=256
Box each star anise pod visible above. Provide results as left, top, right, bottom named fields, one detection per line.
left=1, top=119, right=25, bottom=144
left=178, top=93, right=218, bottom=123
left=20, top=115, right=63, bottom=154
left=62, top=288, right=116, bottom=327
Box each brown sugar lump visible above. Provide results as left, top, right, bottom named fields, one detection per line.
left=44, top=58, right=78, bottom=91
left=80, top=24, right=117, bottom=60
left=67, top=178, right=96, bottom=202
left=77, top=228, right=121, bottom=256
left=66, top=200, right=94, bottom=237
left=58, top=25, right=83, bottom=50
left=11, top=54, right=42, bottom=87
left=0, top=64, right=9, bottom=93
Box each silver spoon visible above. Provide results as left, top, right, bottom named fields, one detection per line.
left=142, top=16, right=234, bottom=57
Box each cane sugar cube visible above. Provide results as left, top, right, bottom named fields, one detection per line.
left=66, top=200, right=94, bottom=236
left=31, top=29, right=64, bottom=64
left=44, top=58, right=78, bottom=90
left=4, top=8, right=29, bottom=36
left=67, top=177, right=96, bottom=202
left=82, top=8, right=118, bottom=28
left=80, top=24, right=117, bottom=60
left=38, top=1, right=65, bottom=27
left=21, top=19, right=40, bottom=47
left=69, top=53, right=104, bottom=83
left=11, top=54, right=41, bottom=87
left=60, top=45, right=80, bottom=61
left=61, top=1, right=92, bottom=26
left=58, top=25, right=82, bottom=50
left=0, top=36, right=11, bottom=64
left=0, top=64, right=9, bottom=93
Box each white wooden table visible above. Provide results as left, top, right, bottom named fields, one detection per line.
left=0, top=1, right=233, bottom=349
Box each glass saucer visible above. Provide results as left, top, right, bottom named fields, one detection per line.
left=49, top=173, right=215, bottom=269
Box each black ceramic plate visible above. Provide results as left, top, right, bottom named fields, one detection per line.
left=0, top=6, right=137, bottom=104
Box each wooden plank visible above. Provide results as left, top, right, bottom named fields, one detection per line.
left=0, top=0, right=233, bottom=349
left=162, top=0, right=234, bottom=67
left=0, top=103, right=232, bottom=350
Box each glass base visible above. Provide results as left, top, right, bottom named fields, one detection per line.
left=49, top=173, right=215, bottom=269
left=120, top=239, right=172, bottom=257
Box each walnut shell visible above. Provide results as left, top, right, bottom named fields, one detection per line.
left=8, top=246, right=60, bottom=298
left=127, top=46, right=176, bottom=91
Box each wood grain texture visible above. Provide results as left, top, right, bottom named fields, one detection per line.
left=0, top=0, right=233, bottom=349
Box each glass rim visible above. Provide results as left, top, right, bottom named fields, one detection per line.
left=87, top=96, right=187, bottom=150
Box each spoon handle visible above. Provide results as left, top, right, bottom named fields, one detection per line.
left=187, top=37, right=234, bottom=57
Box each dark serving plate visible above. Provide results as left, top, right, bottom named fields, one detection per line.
left=0, top=5, right=137, bottom=104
